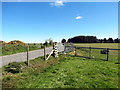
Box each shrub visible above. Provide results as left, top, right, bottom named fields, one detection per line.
left=43, top=41, right=49, bottom=46
left=4, top=62, right=22, bottom=74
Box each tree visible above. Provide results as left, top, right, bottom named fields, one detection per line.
left=114, top=38, right=119, bottom=43
left=108, top=38, right=114, bottom=43
left=67, top=36, right=97, bottom=43
left=103, top=38, right=107, bottom=43
left=48, top=38, right=53, bottom=45
left=61, top=39, right=66, bottom=43
left=43, top=41, right=49, bottom=46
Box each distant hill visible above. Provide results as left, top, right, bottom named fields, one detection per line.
left=0, top=41, right=6, bottom=45
left=7, top=40, right=26, bottom=45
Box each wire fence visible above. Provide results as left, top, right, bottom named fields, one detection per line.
left=64, top=44, right=120, bottom=62
left=1, top=43, right=119, bottom=67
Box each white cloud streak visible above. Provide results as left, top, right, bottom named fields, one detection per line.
left=50, top=0, right=64, bottom=7
left=75, top=16, right=83, bottom=19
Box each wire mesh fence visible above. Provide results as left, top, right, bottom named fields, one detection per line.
left=64, top=45, right=120, bottom=62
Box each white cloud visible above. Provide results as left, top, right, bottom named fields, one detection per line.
left=75, top=16, right=83, bottom=19
left=50, top=0, right=64, bottom=7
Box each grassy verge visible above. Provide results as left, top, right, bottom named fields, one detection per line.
left=1, top=44, right=52, bottom=56
left=2, top=54, right=118, bottom=88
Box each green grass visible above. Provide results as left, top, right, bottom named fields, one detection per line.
left=1, top=44, right=51, bottom=56
left=2, top=54, right=118, bottom=88
left=74, top=43, right=119, bottom=49
left=2, top=43, right=119, bottom=88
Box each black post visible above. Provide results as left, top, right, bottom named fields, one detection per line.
left=89, top=47, right=91, bottom=59
left=106, top=48, right=109, bottom=61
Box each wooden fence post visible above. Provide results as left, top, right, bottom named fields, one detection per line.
left=89, top=47, right=91, bottom=59
left=64, top=43, right=66, bottom=54
left=27, top=45, right=29, bottom=66
left=44, top=46, right=46, bottom=60
left=75, top=46, right=77, bottom=56
left=106, top=48, right=109, bottom=61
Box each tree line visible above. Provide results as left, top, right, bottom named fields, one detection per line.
left=61, top=36, right=120, bottom=43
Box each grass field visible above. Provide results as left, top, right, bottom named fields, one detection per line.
left=2, top=43, right=119, bottom=88
left=73, top=43, right=119, bottom=62
left=74, top=43, right=119, bottom=49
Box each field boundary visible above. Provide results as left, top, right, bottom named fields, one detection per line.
left=65, top=44, right=119, bottom=61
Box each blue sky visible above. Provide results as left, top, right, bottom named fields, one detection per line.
left=2, top=2, right=118, bottom=43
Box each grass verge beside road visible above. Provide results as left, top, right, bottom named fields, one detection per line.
left=2, top=54, right=118, bottom=88
left=1, top=44, right=52, bottom=56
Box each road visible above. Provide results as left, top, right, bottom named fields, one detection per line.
left=0, top=43, right=65, bottom=67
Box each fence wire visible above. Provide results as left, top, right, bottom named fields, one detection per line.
left=64, top=45, right=119, bottom=62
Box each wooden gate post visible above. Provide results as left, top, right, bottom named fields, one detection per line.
left=27, top=45, right=29, bottom=66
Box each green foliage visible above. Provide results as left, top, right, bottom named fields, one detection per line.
left=2, top=44, right=26, bottom=55
left=43, top=38, right=53, bottom=46
left=49, top=40, right=53, bottom=45
left=4, top=62, right=22, bottom=74
left=43, top=41, right=49, bottom=46
left=47, top=38, right=53, bottom=45
left=61, top=39, right=66, bottom=43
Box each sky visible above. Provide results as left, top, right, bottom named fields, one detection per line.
left=2, top=1, right=118, bottom=43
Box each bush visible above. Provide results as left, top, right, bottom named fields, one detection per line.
left=43, top=41, right=49, bottom=46
left=4, top=62, right=22, bottom=74
left=41, top=45, right=44, bottom=48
